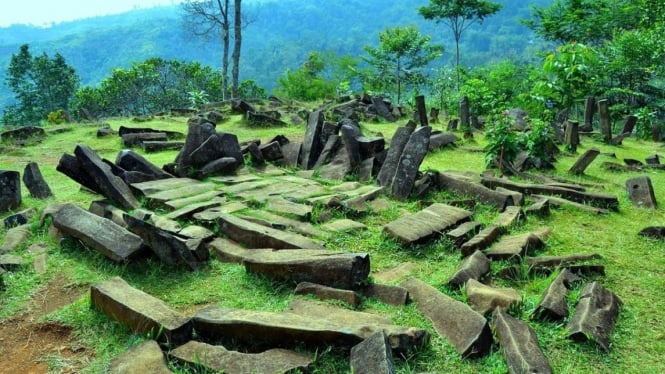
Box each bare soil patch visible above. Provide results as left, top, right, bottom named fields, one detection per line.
left=0, top=276, right=91, bottom=374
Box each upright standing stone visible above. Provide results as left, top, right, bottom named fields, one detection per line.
left=116, top=149, right=172, bottom=180
left=582, top=96, right=596, bottom=131
left=22, top=162, right=53, bottom=199
left=569, top=147, right=600, bottom=175
left=176, top=117, right=217, bottom=171
left=493, top=308, right=552, bottom=374
left=625, top=176, right=657, bottom=208
left=400, top=277, right=492, bottom=358
left=564, top=120, right=580, bottom=152
left=350, top=331, right=396, bottom=374
left=301, top=110, right=324, bottom=169
left=371, top=96, right=396, bottom=122
left=415, top=95, right=428, bottom=127
left=0, top=171, right=21, bottom=213
left=340, top=123, right=362, bottom=168
left=391, top=126, right=431, bottom=200
left=598, top=99, right=611, bottom=143
left=376, top=125, right=414, bottom=187
left=460, top=96, right=470, bottom=129
left=621, top=114, right=638, bottom=135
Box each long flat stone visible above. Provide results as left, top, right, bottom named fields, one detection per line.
left=460, top=225, right=503, bottom=258
left=360, top=283, right=410, bottom=306
left=52, top=204, right=144, bottom=262
left=109, top=340, right=172, bottom=374
left=448, top=250, right=490, bottom=288
left=123, top=214, right=202, bottom=270
left=164, top=190, right=224, bottom=211
left=485, top=232, right=545, bottom=260
left=567, top=281, right=622, bottom=352
left=494, top=308, right=552, bottom=374
left=446, top=221, right=482, bottom=248
left=91, top=277, right=192, bottom=345
left=265, top=196, right=313, bottom=220
left=217, top=214, right=324, bottom=249
left=131, top=178, right=200, bottom=196
left=242, top=248, right=370, bottom=290
left=74, top=144, right=139, bottom=210
left=295, top=282, right=361, bottom=307
left=170, top=341, right=313, bottom=374
left=533, top=268, right=581, bottom=321
left=239, top=211, right=328, bottom=239
left=400, top=277, right=492, bottom=358
left=193, top=303, right=428, bottom=353
left=191, top=202, right=248, bottom=222
left=526, top=253, right=603, bottom=269
left=207, top=237, right=253, bottom=263
left=165, top=197, right=225, bottom=220
left=146, top=182, right=217, bottom=206
left=465, top=279, right=521, bottom=315
left=383, top=203, right=472, bottom=246
left=0, top=224, right=30, bottom=254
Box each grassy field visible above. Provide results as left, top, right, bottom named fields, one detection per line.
left=1, top=113, right=664, bottom=373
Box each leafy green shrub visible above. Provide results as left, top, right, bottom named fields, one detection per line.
left=520, top=118, right=557, bottom=162
left=484, top=110, right=519, bottom=168
left=47, top=109, right=67, bottom=124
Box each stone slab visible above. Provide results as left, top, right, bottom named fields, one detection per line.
left=217, top=214, right=324, bottom=249
left=350, top=331, right=396, bottom=374
left=109, top=340, right=172, bottom=374
left=494, top=308, right=552, bottom=374
left=465, top=279, right=521, bottom=315
left=383, top=203, right=472, bottom=246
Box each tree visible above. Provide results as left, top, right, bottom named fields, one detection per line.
left=182, top=0, right=245, bottom=99
left=362, top=25, right=443, bottom=104
left=523, top=0, right=641, bottom=46
left=276, top=52, right=336, bottom=101
left=3, top=44, right=79, bottom=125
left=419, top=0, right=502, bottom=90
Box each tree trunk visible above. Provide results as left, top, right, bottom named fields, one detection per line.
left=231, top=0, right=242, bottom=98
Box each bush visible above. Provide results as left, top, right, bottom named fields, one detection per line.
left=47, top=110, right=67, bottom=124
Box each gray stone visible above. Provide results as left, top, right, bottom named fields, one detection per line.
left=295, top=281, right=361, bottom=307
left=88, top=200, right=127, bottom=228
left=217, top=213, right=324, bottom=250
left=400, top=277, right=492, bottom=358
left=170, top=341, right=313, bottom=374
left=178, top=225, right=214, bottom=241
left=176, top=117, right=217, bottom=171
left=3, top=207, right=36, bottom=229
left=265, top=197, right=312, bottom=220
left=360, top=283, right=410, bottom=306
left=533, top=268, right=581, bottom=320
left=371, top=96, right=396, bottom=122
left=460, top=225, right=503, bottom=258
left=122, top=132, right=167, bottom=147
left=301, top=110, right=324, bottom=169
left=242, top=248, right=369, bottom=290
left=193, top=303, right=428, bottom=353
left=376, top=125, right=414, bottom=187
left=486, top=231, right=545, bottom=261
left=22, top=162, right=53, bottom=199
left=525, top=198, right=551, bottom=217
left=526, top=253, right=603, bottom=269
left=341, top=123, right=362, bottom=168
left=493, top=308, right=552, bottom=374
left=115, top=149, right=172, bottom=180
left=465, top=279, right=521, bottom=315
left=91, top=277, right=193, bottom=345
left=123, top=214, right=202, bottom=270
left=598, top=99, right=612, bottom=143
left=448, top=250, right=490, bottom=288
left=259, top=141, right=283, bottom=162
left=350, top=331, right=396, bottom=374
left=0, top=254, right=26, bottom=270
left=33, top=253, right=47, bottom=275
left=163, top=190, right=224, bottom=211
left=429, top=132, right=458, bottom=150
left=130, top=177, right=200, bottom=196
left=313, top=134, right=341, bottom=168
left=318, top=146, right=353, bottom=180
left=391, top=126, right=431, bottom=200
left=142, top=141, right=185, bottom=152
left=321, top=219, right=367, bottom=233
left=280, top=142, right=302, bottom=168
left=569, top=148, right=601, bottom=175
left=206, top=237, right=251, bottom=263
left=146, top=182, right=217, bottom=207
left=625, top=176, right=657, bottom=209
left=438, top=172, right=515, bottom=211
left=567, top=282, right=622, bottom=352
left=357, top=136, right=385, bottom=160
left=198, top=157, right=238, bottom=178
left=446, top=221, right=482, bottom=248
left=109, top=340, right=172, bottom=374
left=373, top=262, right=417, bottom=284
left=493, top=206, right=524, bottom=231
left=383, top=203, right=472, bottom=246
left=0, top=170, right=21, bottom=213
left=246, top=141, right=265, bottom=166
left=74, top=144, right=139, bottom=210
left=52, top=204, right=144, bottom=262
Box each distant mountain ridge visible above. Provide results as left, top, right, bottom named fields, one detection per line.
left=0, top=0, right=552, bottom=112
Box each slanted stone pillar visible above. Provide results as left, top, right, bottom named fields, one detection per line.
left=598, top=99, right=611, bottom=143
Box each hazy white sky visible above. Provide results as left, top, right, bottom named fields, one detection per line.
left=0, top=0, right=179, bottom=27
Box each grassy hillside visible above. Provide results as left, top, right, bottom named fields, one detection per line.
left=0, top=111, right=664, bottom=372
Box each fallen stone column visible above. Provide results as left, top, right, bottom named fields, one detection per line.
left=91, top=277, right=192, bottom=345
left=400, top=277, right=492, bottom=358
left=567, top=281, right=622, bottom=352
left=533, top=268, right=581, bottom=320
left=493, top=308, right=552, bottom=374
left=438, top=172, right=515, bottom=211
left=350, top=331, right=396, bottom=374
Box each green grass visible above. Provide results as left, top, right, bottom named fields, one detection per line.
left=1, top=113, right=665, bottom=373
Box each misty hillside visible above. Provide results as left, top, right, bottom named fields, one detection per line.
left=0, top=0, right=553, bottom=111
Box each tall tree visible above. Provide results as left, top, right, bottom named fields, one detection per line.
left=4, top=44, right=79, bottom=125
left=419, top=0, right=502, bottom=90
left=362, top=25, right=442, bottom=104
left=182, top=0, right=245, bottom=99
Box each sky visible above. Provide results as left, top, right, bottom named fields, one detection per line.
left=0, top=0, right=179, bottom=27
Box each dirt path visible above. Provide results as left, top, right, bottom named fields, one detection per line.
left=0, top=276, right=91, bottom=374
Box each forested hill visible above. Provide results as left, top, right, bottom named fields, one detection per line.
left=0, top=0, right=553, bottom=110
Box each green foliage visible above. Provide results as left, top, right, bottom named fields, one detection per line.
left=419, top=0, right=503, bottom=89
left=276, top=52, right=337, bottom=101
left=483, top=110, right=520, bottom=168
left=635, top=107, right=658, bottom=140
left=47, top=109, right=67, bottom=124
left=530, top=42, right=598, bottom=120
left=524, top=0, right=642, bottom=46
left=237, top=79, right=266, bottom=99
left=362, top=25, right=442, bottom=104
left=3, top=44, right=79, bottom=126
left=521, top=118, right=557, bottom=161
left=74, top=58, right=224, bottom=118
